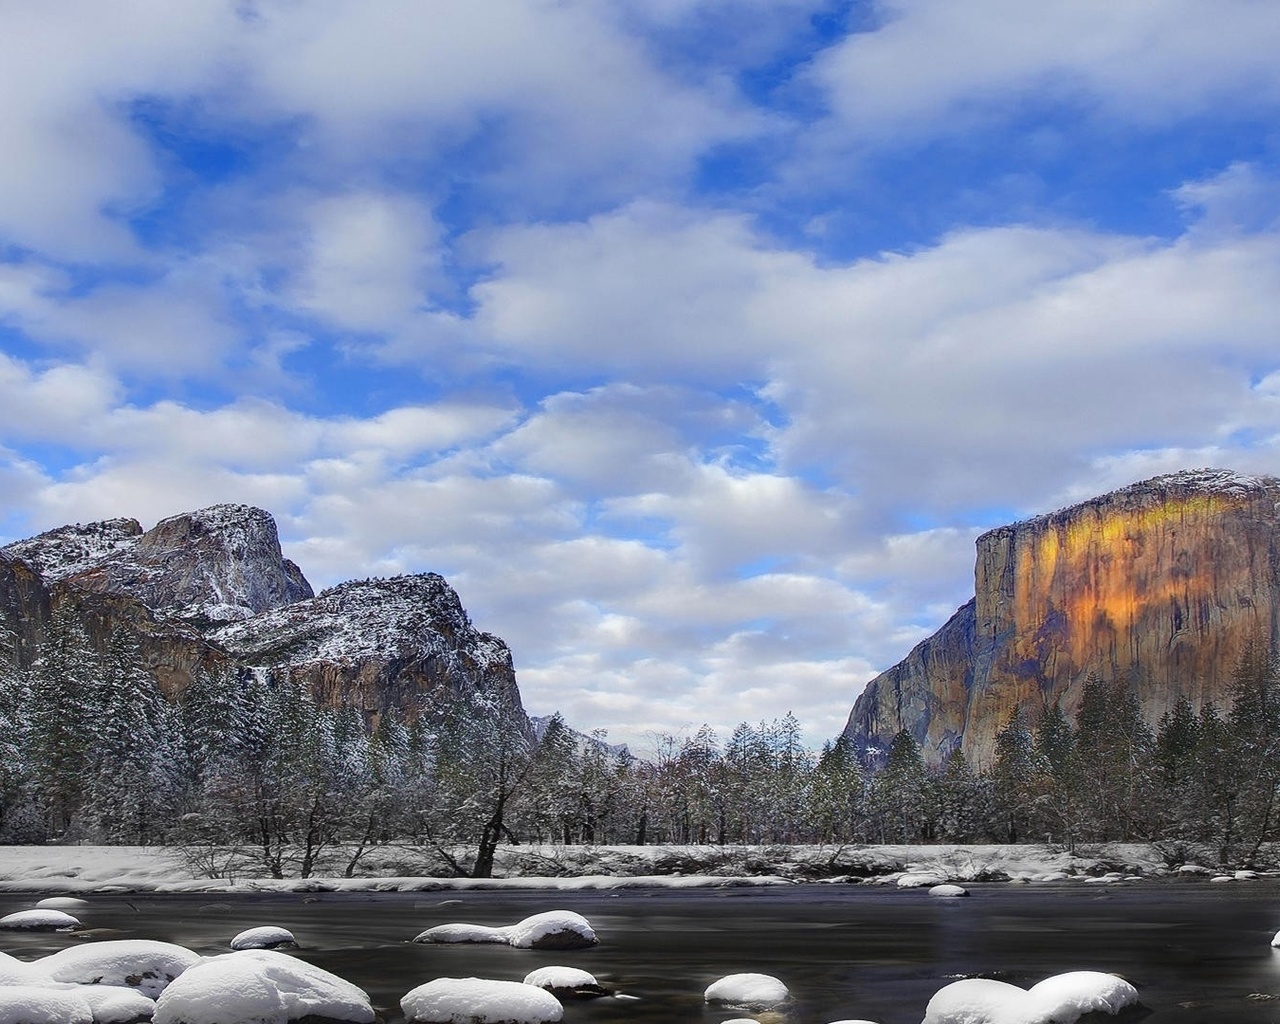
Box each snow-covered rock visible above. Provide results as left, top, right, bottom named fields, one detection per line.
left=401, top=977, right=564, bottom=1024
left=704, top=973, right=790, bottom=1009
left=152, top=950, right=374, bottom=1024
left=929, top=884, right=969, bottom=897
left=1235, top=870, right=1259, bottom=880
left=414, top=924, right=509, bottom=945
left=0, top=909, right=80, bottom=930
left=0, top=951, right=51, bottom=985
left=35, top=897, right=91, bottom=910
left=1176, top=864, right=1212, bottom=875
left=1026, top=971, right=1140, bottom=1021
left=41, top=939, right=201, bottom=998
left=506, top=911, right=597, bottom=950
left=924, top=978, right=1029, bottom=1024
left=74, top=983, right=157, bottom=1024
left=230, top=926, right=296, bottom=950
left=924, top=972, right=1140, bottom=1024
left=522, top=967, right=608, bottom=999
left=0, top=985, right=93, bottom=1024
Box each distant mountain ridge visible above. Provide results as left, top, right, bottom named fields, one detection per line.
left=841, top=469, right=1280, bottom=767
left=1, top=504, right=523, bottom=723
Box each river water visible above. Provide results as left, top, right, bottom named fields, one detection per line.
left=3, top=882, right=1280, bottom=1023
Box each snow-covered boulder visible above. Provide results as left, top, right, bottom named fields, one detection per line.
left=402, top=977, right=564, bottom=1024
left=152, top=950, right=375, bottom=1024
left=230, top=926, right=297, bottom=950
left=75, top=983, right=158, bottom=1024
left=41, top=939, right=201, bottom=998
left=923, top=972, right=1140, bottom=1024
left=35, top=897, right=91, bottom=911
left=0, top=985, right=93, bottom=1024
left=1210, top=875, right=1234, bottom=883
left=0, top=909, right=81, bottom=931
left=923, top=978, right=1028, bottom=1024
left=522, top=966, right=608, bottom=999
left=506, top=912, right=597, bottom=950
left=1176, top=864, right=1212, bottom=876
left=414, top=924, right=509, bottom=945
left=929, top=884, right=969, bottom=897
left=0, top=951, right=52, bottom=986
left=1026, top=971, right=1140, bottom=1021
left=704, top=973, right=790, bottom=1009
left=824, top=1019, right=882, bottom=1024
left=1235, top=870, right=1259, bottom=880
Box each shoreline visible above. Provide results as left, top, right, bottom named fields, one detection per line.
left=0, top=841, right=1253, bottom=895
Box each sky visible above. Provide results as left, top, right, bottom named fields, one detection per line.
left=1, top=0, right=1279, bottom=754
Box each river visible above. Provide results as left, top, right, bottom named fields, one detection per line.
left=3, top=882, right=1279, bottom=1023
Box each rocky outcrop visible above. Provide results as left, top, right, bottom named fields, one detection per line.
left=213, top=574, right=522, bottom=720
left=2, top=506, right=520, bottom=723
left=842, top=470, right=1280, bottom=768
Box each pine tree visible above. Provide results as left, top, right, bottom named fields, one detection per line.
left=869, top=729, right=927, bottom=842
left=82, top=628, right=169, bottom=843
left=989, top=706, right=1037, bottom=843
left=26, top=606, right=102, bottom=834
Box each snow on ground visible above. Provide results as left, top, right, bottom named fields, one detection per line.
left=0, top=842, right=1246, bottom=894
left=402, top=977, right=564, bottom=1024
left=704, top=973, right=790, bottom=1009
left=152, top=949, right=375, bottom=1024
left=40, top=939, right=201, bottom=997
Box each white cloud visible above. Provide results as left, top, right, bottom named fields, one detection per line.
left=808, top=0, right=1280, bottom=142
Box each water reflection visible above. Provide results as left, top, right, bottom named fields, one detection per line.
left=2, top=882, right=1280, bottom=1023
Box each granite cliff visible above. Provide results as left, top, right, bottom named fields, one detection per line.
left=1, top=505, right=521, bottom=722
left=841, top=469, right=1280, bottom=768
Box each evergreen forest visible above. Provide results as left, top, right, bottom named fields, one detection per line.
left=3, top=611, right=1280, bottom=877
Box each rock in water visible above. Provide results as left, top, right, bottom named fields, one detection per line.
left=841, top=469, right=1280, bottom=765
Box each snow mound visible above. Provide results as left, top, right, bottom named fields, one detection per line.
left=0, top=985, right=93, bottom=1024
left=0, top=909, right=80, bottom=930
left=897, top=873, right=949, bottom=889
left=0, top=951, right=51, bottom=986
left=41, top=939, right=201, bottom=998
left=506, top=911, right=597, bottom=950
left=930, top=884, right=969, bottom=897
left=230, top=926, right=297, bottom=950
left=401, top=977, right=564, bottom=1024
left=1026, top=971, right=1140, bottom=1021
left=74, top=983, right=157, bottom=1024
left=923, top=978, right=1029, bottom=1024
left=924, top=972, right=1140, bottom=1024
left=522, top=966, right=607, bottom=999
left=152, top=950, right=374, bottom=1024
left=414, top=924, right=509, bottom=944
left=36, top=897, right=91, bottom=910
left=704, top=973, right=790, bottom=1009
left=824, top=1019, right=883, bottom=1023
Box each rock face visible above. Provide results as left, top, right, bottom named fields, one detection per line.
left=841, top=469, right=1280, bottom=768
left=213, top=574, right=522, bottom=719
left=1, top=506, right=521, bottom=721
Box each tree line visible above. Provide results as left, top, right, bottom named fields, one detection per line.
left=3, top=610, right=1280, bottom=875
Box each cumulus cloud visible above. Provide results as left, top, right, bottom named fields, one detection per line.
left=808, top=0, right=1280, bottom=141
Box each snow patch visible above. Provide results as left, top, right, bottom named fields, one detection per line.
left=0, top=985, right=93, bottom=1024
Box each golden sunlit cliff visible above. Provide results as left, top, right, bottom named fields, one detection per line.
left=841, top=469, right=1280, bottom=768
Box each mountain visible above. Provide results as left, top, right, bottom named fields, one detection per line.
left=841, top=469, right=1280, bottom=768
left=1, top=505, right=521, bottom=722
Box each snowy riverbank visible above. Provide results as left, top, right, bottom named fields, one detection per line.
left=0, top=842, right=1246, bottom=894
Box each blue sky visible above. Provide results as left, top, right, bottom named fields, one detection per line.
left=2, top=0, right=1280, bottom=751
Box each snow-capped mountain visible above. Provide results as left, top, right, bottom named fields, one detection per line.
left=0, top=505, right=522, bottom=723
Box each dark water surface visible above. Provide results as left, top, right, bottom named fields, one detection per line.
left=4, top=882, right=1280, bottom=1024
